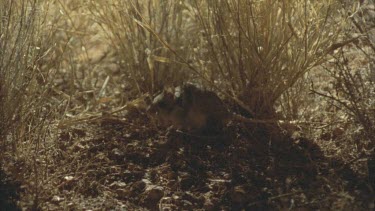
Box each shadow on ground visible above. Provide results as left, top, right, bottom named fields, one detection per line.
left=0, top=169, right=20, bottom=211
left=45, top=113, right=372, bottom=210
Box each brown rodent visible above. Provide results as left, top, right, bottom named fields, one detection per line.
left=148, top=84, right=230, bottom=131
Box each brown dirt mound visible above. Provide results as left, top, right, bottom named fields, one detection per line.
left=32, top=112, right=371, bottom=210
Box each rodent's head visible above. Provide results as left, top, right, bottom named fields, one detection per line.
left=147, top=90, right=175, bottom=114
left=148, top=89, right=187, bottom=128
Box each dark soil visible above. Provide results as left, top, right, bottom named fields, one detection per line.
left=0, top=169, right=20, bottom=211
left=41, top=112, right=373, bottom=210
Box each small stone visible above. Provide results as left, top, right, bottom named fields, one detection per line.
left=231, top=186, right=247, bottom=204
left=203, top=199, right=215, bottom=210
left=141, top=185, right=164, bottom=209
left=51, top=195, right=64, bottom=203
left=144, top=185, right=164, bottom=201
left=130, top=180, right=146, bottom=193
left=109, top=181, right=126, bottom=188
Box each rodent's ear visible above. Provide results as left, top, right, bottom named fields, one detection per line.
left=165, top=87, right=174, bottom=94
left=174, top=86, right=182, bottom=98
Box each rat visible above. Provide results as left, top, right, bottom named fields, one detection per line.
left=148, top=83, right=259, bottom=132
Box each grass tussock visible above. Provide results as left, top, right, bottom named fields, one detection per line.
left=89, top=0, right=347, bottom=118
left=0, top=0, right=47, bottom=156
left=88, top=0, right=194, bottom=94
left=0, top=0, right=67, bottom=208
left=193, top=0, right=346, bottom=116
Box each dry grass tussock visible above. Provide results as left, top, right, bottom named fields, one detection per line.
left=0, top=0, right=58, bottom=208
left=0, top=0, right=374, bottom=210
left=89, top=0, right=348, bottom=118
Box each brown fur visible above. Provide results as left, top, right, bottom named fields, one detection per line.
left=148, top=84, right=229, bottom=131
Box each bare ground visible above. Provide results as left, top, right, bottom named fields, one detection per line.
left=7, top=111, right=369, bottom=210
